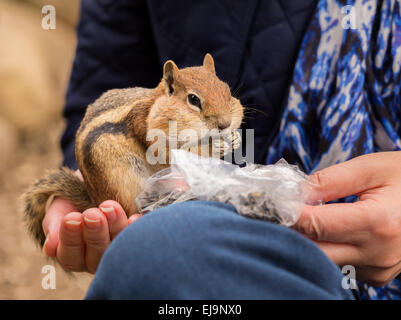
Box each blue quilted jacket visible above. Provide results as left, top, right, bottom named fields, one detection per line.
left=61, top=0, right=317, bottom=169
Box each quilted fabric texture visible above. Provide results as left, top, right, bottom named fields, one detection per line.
left=61, top=0, right=318, bottom=168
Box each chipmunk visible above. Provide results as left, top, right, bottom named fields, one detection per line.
left=22, top=53, right=244, bottom=248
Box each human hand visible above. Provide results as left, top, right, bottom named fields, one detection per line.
left=42, top=170, right=142, bottom=273
left=294, top=151, right=401, bottom=286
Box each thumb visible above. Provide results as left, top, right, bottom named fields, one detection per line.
left=42, top=196, right=78, bottom=257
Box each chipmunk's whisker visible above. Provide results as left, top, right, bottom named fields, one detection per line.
left=243, top=106, right=269, bottom=118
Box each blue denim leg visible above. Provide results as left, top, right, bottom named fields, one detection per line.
left=85, top=201, right=354, bottom=299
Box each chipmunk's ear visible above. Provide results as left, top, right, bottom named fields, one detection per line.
left=203, top=53, right=215, bottom=74
left=163, top=60, right=179, bottom=95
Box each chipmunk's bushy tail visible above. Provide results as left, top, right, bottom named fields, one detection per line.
left=22, top=167, right=94, bottom=247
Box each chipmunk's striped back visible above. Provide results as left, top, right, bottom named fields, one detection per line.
left=22, top=54, right=244, bottom=252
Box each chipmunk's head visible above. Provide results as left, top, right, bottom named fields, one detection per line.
left=147, top=54, right=244, bottom=145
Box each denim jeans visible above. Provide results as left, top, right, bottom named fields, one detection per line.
left=85, top=201, right=354, bottom=299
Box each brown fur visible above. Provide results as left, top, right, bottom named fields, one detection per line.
left=22, top=167, right=93, bottom=246
left=22, top=54, right=244, bottom=248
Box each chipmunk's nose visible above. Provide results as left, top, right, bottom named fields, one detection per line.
left=217, top=116, right=231, bottom=131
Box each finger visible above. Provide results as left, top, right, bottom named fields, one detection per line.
left=170, top=178, right=190, bottom=192
left=99, top=200, right=128, bottom=240
left=56, top=212, right=86, bottom=272
left=317, top=240, right=401, bottom=286
left=314, top=240, right=401, bottom=285
left=313, top=240, right=363, bottom=266
left=42, top=232, right=59, bottom=258
left=42, top=197, right=78, bottom=258
left=82, top=208, right=110, bottom=274
left=311, top=153, right=387, bottom=202
left=356, top=262, right=401, bottom=287
left=128, top=213, right=143, bottom=225
left=294, top=201, right=375, bottom=243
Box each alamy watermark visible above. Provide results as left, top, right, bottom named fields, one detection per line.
left=144, top=121, right=254, bottom=165
left=41, top=5, right=56, bottom=30
left=341, top=265, right=357, bottom=290
left=342, top=5, right=356, bottom=30
left=41, top=265, right=56, bottom=290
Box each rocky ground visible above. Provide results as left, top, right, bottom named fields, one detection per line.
left=0, top=0, right=93, bottom=299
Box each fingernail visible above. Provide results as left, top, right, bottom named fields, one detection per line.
left=100, top=206, right=114, bottom=213
left=83, top=216, right=100, bottom=229
left=65, top=219, right=82, bottom=231
left=100, top=206, right=116, bottom=222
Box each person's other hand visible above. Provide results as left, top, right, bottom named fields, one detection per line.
left=42, top=170, right=142, bottom=273
left=294, top=151, right=401, bottom=287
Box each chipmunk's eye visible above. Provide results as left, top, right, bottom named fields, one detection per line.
left=187, top=94, right=201, bottom=109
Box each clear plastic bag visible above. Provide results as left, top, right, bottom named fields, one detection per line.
left=136, top=150, right=322, bottom=226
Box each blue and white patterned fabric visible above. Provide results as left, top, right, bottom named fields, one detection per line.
left=266, top=0, right=401, bottom=299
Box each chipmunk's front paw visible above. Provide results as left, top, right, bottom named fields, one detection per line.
left=211, top=130, right=242, bottom=158
left=231, top=130, right=242, bottom=150
left=212, top=138, right=231, bottom=158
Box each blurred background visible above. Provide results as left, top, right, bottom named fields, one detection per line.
left=0, top=0, right=92, bottom=299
